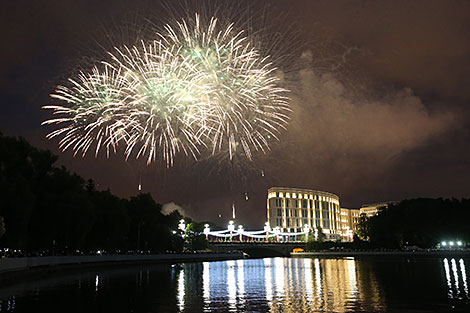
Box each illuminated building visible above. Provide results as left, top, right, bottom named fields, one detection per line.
left=339, top=207, right=360, bottom=239
left=266, top=187, right=394, bottom=240
left=360, top=202, right=394, bottom=217
left=266, top=187, right=342, bottom=239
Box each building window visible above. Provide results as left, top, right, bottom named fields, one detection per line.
left=302, top=199, right=307, bottom=208
left=277, top=208, right=282, bottom=216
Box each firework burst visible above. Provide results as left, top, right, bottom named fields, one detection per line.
left=43, top=13, right=290, bottom=166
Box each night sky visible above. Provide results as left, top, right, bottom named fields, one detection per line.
left=1, top=0, right=469, bottom=228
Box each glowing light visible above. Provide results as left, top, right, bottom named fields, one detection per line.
left=346, top=258, right=358, bottom=296
left=178, top=219, right=186, bottom=231
left=303, top=258, right=313, bottom=304
left=460, top=259, right=469, bottom=297
left=314, top=258, right=322, bottom=297
left=227, top=260, right=237, bottom=310
left=264, top=258, right=273, bottom=302
left=237, top=259, right=245, bottom=305
left=264, top=222, right=271, bottom=232
left=177, top=269, right=185, bottom=311
left=95, top=274, right=99, bottom=292
left=43, top=14, right=290, bottom=166
left=451, top=258, right=460, bottom=292
left=203, top=262, right=210, bottom=308
left=238, top=225, right=244, bottom=241
left=443, top=258, right=453, bottom=298
left=274, top=258, right=285, bottom=297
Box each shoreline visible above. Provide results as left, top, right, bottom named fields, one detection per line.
left=0, top=252, right=244, bottom=279
left=292, top=250, right=470, bottom=257
left=2, top=249, right=468, bottom=280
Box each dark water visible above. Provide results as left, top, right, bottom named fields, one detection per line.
left=0, top=257, right=469, bottom=312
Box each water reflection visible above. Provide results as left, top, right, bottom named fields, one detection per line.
left=203, top=262, right=210, bottom=311
left=264, top=258, right=273, bottom=303
left=237, top=259, right=245, bottom=306
left=461, top=259, right=469, bottom=298
left=443, top=258, right=468, bottom=300
left=1, top=257, right=469, bottom=312
left=303, top=258, right=313, bottom=305
left=0, top=297, right=15, bottom=313
left=226, top=260, right=236, bottom=311
left=192, top=257, right=384, bottom=312
left=94, top=274, right=99, bottom=292
left=177, top=268, right=184, bottom=312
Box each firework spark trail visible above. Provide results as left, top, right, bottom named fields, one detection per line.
left=107, top=41, right=205, bottom=165
left=43, top=65, right=134, bottom=158
left=43, top=13, right=290, bottom=166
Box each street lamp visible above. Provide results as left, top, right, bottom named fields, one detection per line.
left=178, top=219, right=186, bottom=231
left=228, top=220, right=235, bottom=241
left=238, top=225, right=244, bottom=242
left=303, top=224, right=310, bottom=243
left=178, top=219, right=186, bottom=238
left=204, top=224, right=210, bottom=240
left=264, top=222, right=271, bottom=241
left=274, top=226, right=280, bottom=242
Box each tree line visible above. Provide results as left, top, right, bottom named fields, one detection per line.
left=356, top=198, right=470, bottom=248
left=0, top=132, right=205, bottom=254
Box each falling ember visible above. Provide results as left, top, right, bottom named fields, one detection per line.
left=232, top=202, right=236, bottom=219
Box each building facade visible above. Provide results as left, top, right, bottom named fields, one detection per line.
left=266, top=187, right=389, bottom=240
left=339, top=207, right=360, bottom=239
left=360, top=202, right=393, bottom=217
left=267, top=187, right=342, bottom=239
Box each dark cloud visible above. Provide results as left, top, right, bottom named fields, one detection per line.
left=1, top=0, right=469, bottom=228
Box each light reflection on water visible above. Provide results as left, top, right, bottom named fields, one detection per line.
left=0, top=257, right=469, bottom=312
left=443, top=258, right=469, bottom=300
left=203, top=262, right=210, bottom=311
left=174, top=258, right=384, bottom=313
left=177, top=268, right=184, bottom=312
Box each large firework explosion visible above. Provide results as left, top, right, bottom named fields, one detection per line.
left=43, top=11, right=291, bottom=166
